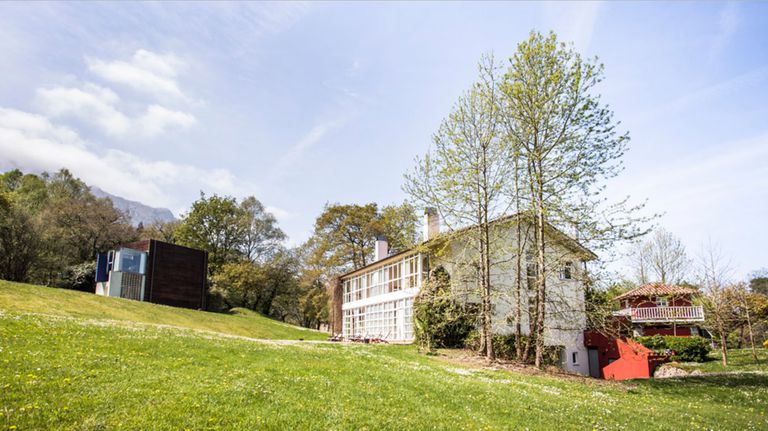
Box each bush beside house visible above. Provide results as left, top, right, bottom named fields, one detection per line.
left=636, top=335, right=711, bottom=362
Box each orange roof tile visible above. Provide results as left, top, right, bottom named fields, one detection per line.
left=613, top=283, right=698, bottom=301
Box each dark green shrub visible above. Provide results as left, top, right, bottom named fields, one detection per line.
left=414, top=267, right=476, bottom=352
left=635, top=335, right=710, bottom=362
left=636, top=334, right=666, bottom=350
left=665, top=336, right=711, bottom=362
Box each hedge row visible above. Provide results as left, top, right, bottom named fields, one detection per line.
left=635, top=335, right=711, bottom=362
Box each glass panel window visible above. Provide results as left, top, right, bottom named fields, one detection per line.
left=116, top=248, right=146, bottom=274
left=386, top=263, right=401, bottom=292
left=404, top=255, right=419, bottom=289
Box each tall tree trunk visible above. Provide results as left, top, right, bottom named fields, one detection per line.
left=743, top=296, right=759, bottom=362
left=719, top=321, right=728, bottom=367
left=534, top=159, right=547, bottom=369
left=514, top=158, right=523, bottom=361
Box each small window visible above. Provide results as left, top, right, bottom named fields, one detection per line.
left=572, top=352, right=578, bottom=364
left=655, top=296, right=668, bottom=307
left=560, top=261, right=573, bottom=280
left=525, top=252, right=537, bottom=290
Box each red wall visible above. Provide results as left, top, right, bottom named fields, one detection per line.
left=602, top=339, right=667, bottom=381
left=584, top=331, right=621, bottom=377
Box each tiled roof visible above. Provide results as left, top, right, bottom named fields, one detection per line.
left=613, top=283, right=699, bottom=301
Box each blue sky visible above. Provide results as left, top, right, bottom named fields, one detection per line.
left=0, top=2, right=766, bottom=279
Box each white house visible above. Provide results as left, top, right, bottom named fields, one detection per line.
left=337, top=209, right=597, bottom=375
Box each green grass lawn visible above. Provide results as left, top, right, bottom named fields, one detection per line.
left=1, top=281, right=767, bottom=430
left=0, top=280, right=326, bottom=341
left=674, top=348, right=768, bottom=374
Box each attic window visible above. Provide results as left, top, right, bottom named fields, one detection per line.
left=560, top=261, right=573, bottom=280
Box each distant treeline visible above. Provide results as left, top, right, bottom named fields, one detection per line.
left=0, top=168, right=420, bottom=330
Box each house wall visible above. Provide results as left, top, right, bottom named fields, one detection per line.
left=340, top=252, right=422, bottom=341
left=430, top=221, right=591, bottom=375
left=338, top=219, right=593, bottom=375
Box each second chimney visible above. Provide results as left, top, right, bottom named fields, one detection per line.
left=374, top=236, right=388, bottom=261
left=423, top=207, right=439, bottom=242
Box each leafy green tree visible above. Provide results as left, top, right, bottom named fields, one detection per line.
left=296, top=279, right=329, bottom=329
left=239, top=196, right=286, bottom=263
left=140, top=219, right=181, bottom=243
left=1, top=168, right=137, bottom=287
left=305, top=202, right=418, bottom=273
left=175, top=193, right=248, bottom=276
left=175, top=194, right=287, bottom=277
left=404, top=54, right=510, bottom=360
left=39, top=170, right=136, bottom=265
left=0, top=192, right=40, bottom=282
left=414, top=266, right=475, bottom=352
left=210, top=261, right=264, bottom=309
left=499, top=31, right=651, bottom=366
left=749, top=269, right=768, bottom=296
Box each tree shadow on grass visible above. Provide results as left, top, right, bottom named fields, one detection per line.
left=642, top=373, right=768, bottom=391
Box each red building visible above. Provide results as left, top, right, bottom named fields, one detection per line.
left=612, top=283, right=705, bottom=337
left=583, top=284, right=706, bottom=379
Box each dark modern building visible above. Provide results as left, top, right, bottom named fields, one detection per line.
left=95, top=240, right=208, bottom=309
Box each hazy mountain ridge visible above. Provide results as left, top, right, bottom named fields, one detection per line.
left=91, top=186, right=176, bottom=227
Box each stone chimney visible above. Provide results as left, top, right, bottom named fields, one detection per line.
left=374, top=236, right=388, bottom=261
left=423, top=207, right=439, bottom=242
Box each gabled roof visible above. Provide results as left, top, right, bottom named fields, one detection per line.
left=613, top=283, right=699, bottom=301
left=338, top=213, right=597, bottom=280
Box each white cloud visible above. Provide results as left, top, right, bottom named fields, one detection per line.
left=35, top=83, right=196, bottom=138
left=0, top=107, right=236, bottom=210
left=87, top=49, right=186, bottom=99
left=136, top=105, right=196, bottom=138
left=36, top=84, right=131, bottom=136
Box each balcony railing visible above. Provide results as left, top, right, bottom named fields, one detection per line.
left=614, top=306, right=705, bottom=323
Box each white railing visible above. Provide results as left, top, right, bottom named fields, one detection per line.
left=614, top=306, right=705, bottom=323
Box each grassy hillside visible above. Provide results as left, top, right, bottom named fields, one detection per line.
left=0, top=280, right=326, bottom=341
left=1, top=281, right=767, bottom=430
left=2, top=312, right=767, bottom=431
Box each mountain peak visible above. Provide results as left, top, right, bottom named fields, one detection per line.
left=91, top=187, right=176, bottom=227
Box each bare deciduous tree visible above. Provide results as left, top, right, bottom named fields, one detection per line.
left=697, top=240, right=738, bottom=366
left=629, top=227, right=690, bottom=285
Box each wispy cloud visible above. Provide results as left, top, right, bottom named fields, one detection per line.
left=271, top=119, right=343, bottom=178
left=87, top=49, right=187, bottom=99
left=540, top=1, right=604, bottom=52
left=710, top=3, right=740, bottom=62
left=631, top=65, right=768, bottom=125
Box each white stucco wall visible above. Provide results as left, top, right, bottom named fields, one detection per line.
left=435, top=220, right=591, bottom=375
